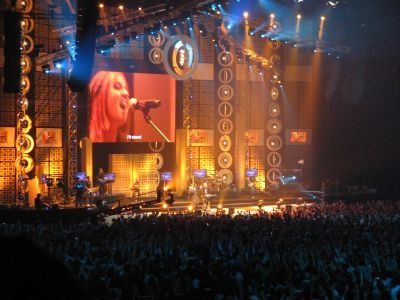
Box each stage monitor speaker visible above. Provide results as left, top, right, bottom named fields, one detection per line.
left=3, top=12, right=22, bottom=93
left=68, top=1, right=98, bottom=92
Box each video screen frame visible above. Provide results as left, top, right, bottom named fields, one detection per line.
left=88, top=71, right=176, bottom=143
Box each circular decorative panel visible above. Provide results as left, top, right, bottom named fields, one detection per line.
left=218, top=102, right=233, bottom=118
left=148, top=31, right=166, bottom=47
left=217, top=51, right=234, bottom=67
left=268, top=102, right=280, bottom=118
left=218, top=68, right=234, bottom=84
left=271, top=87, right=279, bottom=100
left=267, top=119, right=282, bottom=135
left=148, top=142, right=165, bottom=152
left=266, top=168, right=282, bottom=184
left=218, top=36, right=234, bottom=52
left=270, top=54, right=281, bottom=66
left=20, top=0, right=34, bottom=13
left=148, top=47, right=164, bottom=64
left=155, top=171, right=161, bottom=187
left=218, top=152, right=233, bottom=169
left=219, top=135, right=231, bottom=152
left=18, top=97, right=29, bottom=111
left=217, top=85, right=234, bottom=101
left=21, top=15, right=34, bottom=33
left=267, top=152, right=282, bottom=168
left=217, top=169, right=233, bottom=184
left=21, top=35, right=34, bottom=54
left=163, top=34, right=199, bottom=80
left=17, top=115, right=32, bottom=133
left=21, top=55, right=32, bottom=74
left=21, top=75, right=30, bottom=95
left=271, top=69, right=281, bottom=84
left=16, top=134, right=34, bottom=154
left=15, top=154, right=34, bottom=173
left=155, top=153, right=164, bottom=170
left=217, top=119, right=233, bottom=135
left=266, top=135, right=283, bottom=151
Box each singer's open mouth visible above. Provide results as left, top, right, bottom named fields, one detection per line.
left=120, top=101, right=127, bottom=110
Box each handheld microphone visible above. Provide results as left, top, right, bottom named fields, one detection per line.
left=129, top=98, right=161, bottom=111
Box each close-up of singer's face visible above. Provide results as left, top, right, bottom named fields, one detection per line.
left=105, top=72, right=130, bottom=127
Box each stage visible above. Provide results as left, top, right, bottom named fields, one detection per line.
left=113, top=193, right=278, bottom=212
left=0, top=191, right=275, bottom=220
left=0, top=190, right=315, bottom=223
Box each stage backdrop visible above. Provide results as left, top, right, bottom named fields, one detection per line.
left=109, top=153, right=158, bottom=197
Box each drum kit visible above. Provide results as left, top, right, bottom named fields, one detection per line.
left=187, top=174, right=235, bottom=211
left=188, top=174, right=229, bottom=193
left=206, top=174, right=230, bottom=193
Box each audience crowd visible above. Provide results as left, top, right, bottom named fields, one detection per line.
left=321, top=179, right=377, bottom=196
left=1, top=200, right=400, bottom=299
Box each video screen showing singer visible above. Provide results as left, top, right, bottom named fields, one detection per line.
left=88, top=71, right=176, bottom=143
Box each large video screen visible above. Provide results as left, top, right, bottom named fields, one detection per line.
left=88, top=71, right=176, bottom=143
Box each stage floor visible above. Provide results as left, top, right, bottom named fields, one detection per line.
left=109, top=193, right=279, bottom=213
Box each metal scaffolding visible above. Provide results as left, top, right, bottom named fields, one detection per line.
left=67, top=90, right=78, bottom=199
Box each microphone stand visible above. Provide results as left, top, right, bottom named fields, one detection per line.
left=141, top=108, right=171, bottom=143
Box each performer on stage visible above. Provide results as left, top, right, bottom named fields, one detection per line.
left=96, top=168, right=106, bottom=195
left=188, top=183, right=198, bottom=209
left=131, top=179, right=140, bottom=200
left=75, top=183, right=85, bottom=207
left=200, top=181, right=211, bottom=211
left=166, top=189, right=175, bottom=205
left=86, top=175, right=92, bottom=188
left=156, top=187, right=164, bottom=203
left=85, top=175, right=93, bottom=205
left=34, top=193, right=43, bottom=210
left=247, top=177, right=256, bottom=199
